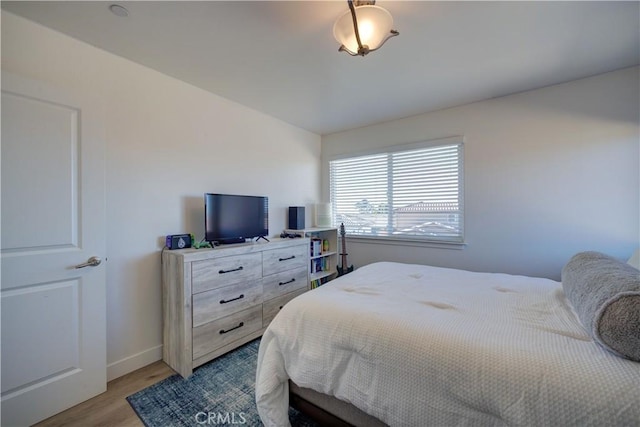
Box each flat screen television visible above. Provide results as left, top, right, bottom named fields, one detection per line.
left=205, top=193, right=269, bottom=244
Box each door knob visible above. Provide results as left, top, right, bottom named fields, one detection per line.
left=74, top=256, right=102, bottom=269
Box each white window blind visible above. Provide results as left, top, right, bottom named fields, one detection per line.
left=330, top=141, right=464, bottom=243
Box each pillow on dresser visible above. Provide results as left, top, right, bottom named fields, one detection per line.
left=562, top=251, right=640, bottom=362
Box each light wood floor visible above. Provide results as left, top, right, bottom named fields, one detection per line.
left=34, top=361, right=175, bottom=427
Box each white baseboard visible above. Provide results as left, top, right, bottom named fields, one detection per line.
left=107, top=344, right=163, bottom=382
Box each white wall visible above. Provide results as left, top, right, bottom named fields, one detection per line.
left=2, top=12, right=321, bottom=379
left=322, top=67, right=640, bottom=280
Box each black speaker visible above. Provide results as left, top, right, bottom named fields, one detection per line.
left=288, top=206, right=305, bottom=230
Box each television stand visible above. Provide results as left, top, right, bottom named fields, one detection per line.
left=255, top=235, right=270, bottom=243
left=162, top=237, right=310, bottom=378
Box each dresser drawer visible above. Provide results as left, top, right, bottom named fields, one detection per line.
left=263, top=288, right=307, bottom=327
left=262, top=266, right=308, bottom=301
left=192, top=252, right=262, bottom=294
left=192, top=305, right=263, bottom=360
left=262, top=244, right=307, bottom=276
left=192, top=280, right=262, bottom=327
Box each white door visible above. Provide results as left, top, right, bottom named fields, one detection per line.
left=1, top=72, right=107, bottom=426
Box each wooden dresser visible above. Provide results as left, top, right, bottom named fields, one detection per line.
left=162, top=238, right=309, bottom=378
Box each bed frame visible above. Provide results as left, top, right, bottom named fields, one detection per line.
left=289, top=381, right=387, bottom=427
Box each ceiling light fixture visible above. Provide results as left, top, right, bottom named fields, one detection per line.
left=333, top=0, right=399, bottom=57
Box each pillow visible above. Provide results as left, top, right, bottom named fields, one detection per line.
left=562, top=251, right=640, bottom=362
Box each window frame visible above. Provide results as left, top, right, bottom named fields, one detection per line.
left=328, top=136, right=466, bottom=249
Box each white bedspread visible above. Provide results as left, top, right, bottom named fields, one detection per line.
left=255, top=262, right=640, bottom=426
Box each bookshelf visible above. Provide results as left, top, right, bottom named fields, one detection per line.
left=285, top=227, right=338, bottom=289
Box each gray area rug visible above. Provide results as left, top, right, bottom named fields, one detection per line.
left=127, top=339, right=316, bottom=426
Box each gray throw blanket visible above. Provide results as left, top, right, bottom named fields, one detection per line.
left=562, top=251, right=640, bottom=362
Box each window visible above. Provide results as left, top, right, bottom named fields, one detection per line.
left=329, top=138, right=464, bottom=244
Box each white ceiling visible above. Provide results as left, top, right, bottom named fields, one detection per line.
left=3, top=1, right=639, bottom=135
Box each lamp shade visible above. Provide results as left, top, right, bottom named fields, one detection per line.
left=333, top=5, right=394, bottom=54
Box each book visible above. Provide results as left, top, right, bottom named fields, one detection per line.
left=311, top=238, right=322, bottom=257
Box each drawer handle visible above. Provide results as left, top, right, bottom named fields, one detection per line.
left=220, top=294, right=244, bottom=304
left=219, top=266, right=243, bottom=274
left=219, top=322, right=244, bottom=334
left=279, top=278, right=295, bottom=286
left=278, top=255, right=295, bottom=261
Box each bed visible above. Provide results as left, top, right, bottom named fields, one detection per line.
left=255, top=257, right=640, bottom=426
